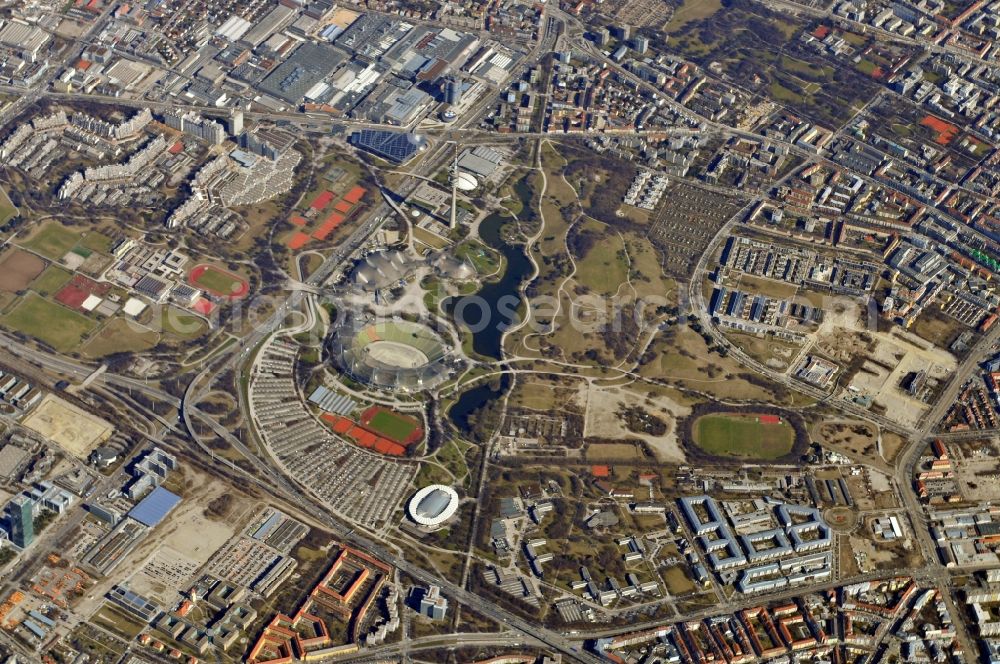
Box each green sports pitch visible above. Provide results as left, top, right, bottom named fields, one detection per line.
left=692, top=413, right=794, bottom=460
left=363, top=408, right=421, bottom=444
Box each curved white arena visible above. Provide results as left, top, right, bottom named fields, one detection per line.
left=455, top=171, right=478, bottom=191
left=408, top=485, right=459, bottom=527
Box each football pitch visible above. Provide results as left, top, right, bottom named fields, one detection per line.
left=693, top=413, right=794, bottom=460
left=363, top=408, right=421, bottom=444
left=190, top=264, right=249, bottom=298
left=1, top=293, right=96, bottom=352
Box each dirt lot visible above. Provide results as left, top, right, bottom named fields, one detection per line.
left=880, top=431, right=908, bottom=464
left=585, top=442, right=647, bottom=461
left=811, top=322, right=955, bottom=428
left=585, top=384, right=690, bottom=462
left=725, top=331, right=803, bottom=371
left=22, top=395, right=113, bottom=456
left=812, top=419, right=878, bottom=458
left=0, top=249, right=45, bottom=292
left=909, top=305, right=968, bottom=350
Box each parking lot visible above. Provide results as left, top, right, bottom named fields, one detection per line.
left=249, top=337, right=417, bottom=529
left=647, top=182, right=744, bottom=277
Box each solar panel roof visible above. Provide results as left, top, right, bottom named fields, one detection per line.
left=128, top=486, right=181, bottom=527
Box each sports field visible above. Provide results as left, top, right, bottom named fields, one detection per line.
left=366, top=340, right=428, bottom=368
left=361, top=407, right=422, bottom=445
left=189, top=264, right=249, bottom=299
left=1, top=294, right=96, bottom=352
left=21, top=221, right=81, bottom=260
left=30, top=265, right=72, bottom=295
left=692, top=413, right=795, bottom=460
left=0, top=249, right=45, bottom=292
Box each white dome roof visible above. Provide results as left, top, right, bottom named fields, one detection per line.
left=455, top=171, right=478, bottom=191
left=407, top=485, right=459, bottom=527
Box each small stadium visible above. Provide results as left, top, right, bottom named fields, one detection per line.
left=330, top=318, right=458, bottom=392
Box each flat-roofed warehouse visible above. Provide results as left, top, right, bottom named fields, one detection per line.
left=215, top=15, right=253, bottom=42
left=258, top=42, right=346, bottom=104
left=240, top=4, right=297, bottom=47
left=384, top=87, right=432, bottom=125
left=382, top=25, right=480, bottom=74
left=0, top=22, right=51, bottom=62
left=128, top=486, right=181, bottom=527
left=335, top=14, right=412, bottom=60
left=457, top=146, right=504, bottom=178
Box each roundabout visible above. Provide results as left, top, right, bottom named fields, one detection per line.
left=824, top=506, right=858, bottom=532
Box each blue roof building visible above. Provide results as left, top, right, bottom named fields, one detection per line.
left=350, top=129, right=426, bottom=163
left=128, top=486, right=181, bottom=528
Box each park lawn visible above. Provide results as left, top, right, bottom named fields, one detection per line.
left=892, top=123, right=913, bottom=138
left=574, top=225, right=629, bottom=296
left=435, top=439, right=469, bottom=481
left=508, top=380, right=560, bottom=411
left=666, top=0, right=723, bottom=31
left=0, top=186, right=17, bottom=224
left=624, top=232, right=674, bottom=300
left=770, top=81, right=807, bottom=104
left=415, top=461, right=452, bottom=487
left=82, top=318, right=159, bottom=358
left=662, top=566, right=697, bottom=595
left=297, top=253, right=324, bottom=280
left=693, top=413, right=795, bottom=459
left=159, top=306, right=208, bottom=339
left=192, top=266, right=244, bottom=295
left=367, top=410, right=420, bottom=442
left=30, top=265, right=73, bottom=296
left=413, top=226, right=450, bottom=251
left=781, top=55, right=833, bottom=79
left=21, top=222, right=82, bottom=260
left=455, top=240, right=501, bottom=276
left=1, top=294, right=96, bottom=352
left=80, top=231, right=113, bottom=253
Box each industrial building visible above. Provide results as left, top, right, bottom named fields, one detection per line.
left=258, top=42, right=347, bottom=105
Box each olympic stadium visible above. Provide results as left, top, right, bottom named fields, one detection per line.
left=407, top=484, right=460, bottom=528
left=330, top=317, right=459, bottom=392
